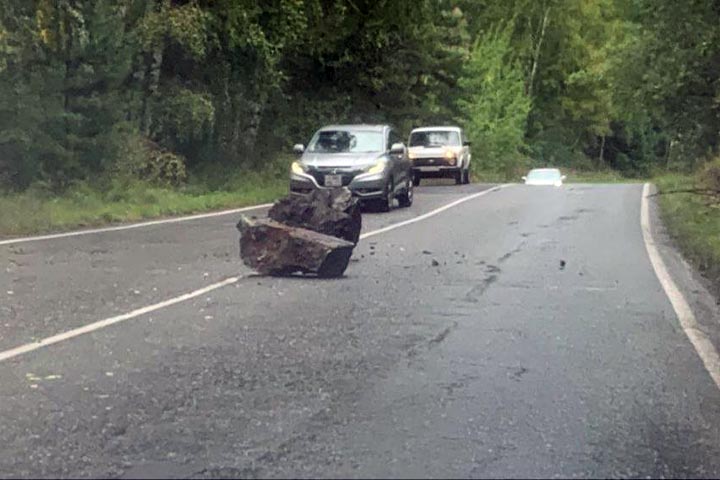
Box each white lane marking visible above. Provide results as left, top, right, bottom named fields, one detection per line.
left=360, top=184, right=509, bottom=240
left=641, top=183, right=720, bottom=389
left=0, top=277, right=240, bottom=363
left=0, top=203, right=274, bottom=247
left=0, top=185, right=510, bottom=363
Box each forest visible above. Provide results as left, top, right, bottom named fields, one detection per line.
left=2, top=0, right=720, bottom=191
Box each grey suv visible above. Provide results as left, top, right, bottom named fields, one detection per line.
left=290, top=124, right=413, bottom=212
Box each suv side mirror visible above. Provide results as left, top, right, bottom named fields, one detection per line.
left=390, top=142, right=405, bottom=155
left=521, top=176, right=527, bottom=181
left=293, top=144, right=305, bottom=154
left=463, top=141, right=472, bottom=147
left=561, top=175, right=567, bottom=181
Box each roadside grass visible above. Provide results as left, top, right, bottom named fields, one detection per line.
left=0, top=167, right=289, bottom=238
left=472, top=168, right=642, bottom=184
left=655, top=173, right=720, bottom=291
left=471, top=171, right=511, bottom=183
left=565, top=169, right=641, bottom=183
left=0, top=161, right=666, bottom=238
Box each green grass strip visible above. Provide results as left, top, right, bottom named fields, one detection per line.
left=655, top=173, right=720, bottom=291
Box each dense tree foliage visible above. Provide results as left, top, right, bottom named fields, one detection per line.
left=457, top=23, right=531, bottom=177
left=1, top=0, right=719, bottom=190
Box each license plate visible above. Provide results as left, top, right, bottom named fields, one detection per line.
left=324, top=174, right=342, bottom=187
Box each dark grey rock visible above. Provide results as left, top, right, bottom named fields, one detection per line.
left=237, top=216, right=355, bottom=278
left=268, top=188, right=362, bottom=244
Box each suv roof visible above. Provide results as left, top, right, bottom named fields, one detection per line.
left=410, top=126, right=462, bottom=133
left=319, top=124, right=388, bottom=132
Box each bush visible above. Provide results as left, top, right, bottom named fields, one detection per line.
left=656, top=173, right=720, bottom=296
left=141, top=151, right=188, bottom=186
left=112, top=127, right=188, bottom=186
left=151, top=86, right=215, bottom=154
left=698, top=157, right=720, bottom=197
left=529, top=128, right=594, bottom=170
left=456, top=23, right=531, bottom=180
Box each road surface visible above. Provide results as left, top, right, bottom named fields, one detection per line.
left=1, top=182, right=719, bottom=478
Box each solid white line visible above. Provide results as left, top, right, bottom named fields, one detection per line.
left=0, top=185, right=510, bottom=364
left=359, top=184, right=509, bottom=240
left=0, top=276, right=241, bottom=363
left=641, top=183, right=720, bottom=389
left=0, top=203, right=274, bottom=247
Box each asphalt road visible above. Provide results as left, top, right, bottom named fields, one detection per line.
left=1, top=182, right=720, bottom=478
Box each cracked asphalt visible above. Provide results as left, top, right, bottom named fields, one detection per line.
left=1, top=182, right=720, bottom=478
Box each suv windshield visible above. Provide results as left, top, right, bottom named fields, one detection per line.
left=409, top=131, right=461, bottom=147
left=307, top=130, right=384, bottom=153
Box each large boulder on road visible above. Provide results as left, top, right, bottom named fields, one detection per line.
left=237, top=216, right=355, bottom=277
left=268, top=188, right=362, bottom=244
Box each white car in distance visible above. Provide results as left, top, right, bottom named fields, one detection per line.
left=523, top=168, right=566, bottom=187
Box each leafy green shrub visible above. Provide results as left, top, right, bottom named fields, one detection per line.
left=656, top=173, right=720, bottom=296
left=698, top=157, right=720, bottom=197
left=528, top=126, right=594, bottom=171
left=456, top=23, right=531, bottom=180
left=143, top=151, right=188, bottom=186
left=112, top=127, right=188, bottom=186
left=151, top=86, right=215, bottom=153
left=23, top=181, right=55, bottom=200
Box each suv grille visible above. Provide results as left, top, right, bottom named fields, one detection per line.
left=413, top=157, right=452, bottom=167
left=307, top=168, right=365, bottom=187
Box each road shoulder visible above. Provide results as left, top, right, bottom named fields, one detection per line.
left=648, top=183, right=720, bottom=372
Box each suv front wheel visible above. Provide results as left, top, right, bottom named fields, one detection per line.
left=397, top=178, right=413, bottom=208
left=376, top=179, right=394, bottom=212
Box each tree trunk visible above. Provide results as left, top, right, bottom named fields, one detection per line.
left=599, top=134, right=606, bottom=167
left=140, top=48, right=163, bottom=136
left=244, top=100, right=264, bottom=160
left=140, top=0, right=166, bottom=137
left=60, top=1, right=74, bottom=166
left=666, top=139, right=675, bottom=171
left=528, top=7, right=550, bottom=99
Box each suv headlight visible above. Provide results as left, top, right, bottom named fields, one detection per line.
left=444, top=148, right=459, bottom=165
left=291, top=162, right=307, bottom=174
left=366, top=159, right=387, bottom=174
